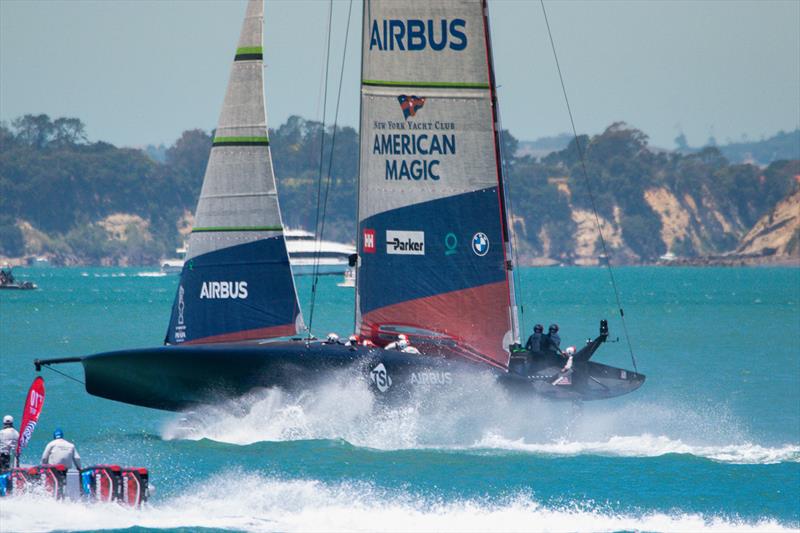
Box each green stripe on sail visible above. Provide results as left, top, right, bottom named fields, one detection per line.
left=192, top=226, right=282, bottom=233
left=212, top=136, right=269, bottom=146
left=362, top=79, right=490, bottom=89
left=236, top=46, right=263, bottom=55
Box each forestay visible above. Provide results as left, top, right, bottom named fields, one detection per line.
left=356, top=0, right=517, bottom=369
left=166, top=0, right=303, bottom=345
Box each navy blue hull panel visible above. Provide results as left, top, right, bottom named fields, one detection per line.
left=81, top=342, right=643, bottom=411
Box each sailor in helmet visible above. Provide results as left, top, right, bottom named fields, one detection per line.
left=325, top=332, right=342, bottom=345
left=41, top=428, right=82, bottom=471
left=383, top=334, right=408, bottom=351
left=543, top=324, right=561, bottom=353
left=561, top=345, right=576, bottom=373
left=345, top=334, right=360, bottom=347
left=385, top=334, right=420, bottom=354
left=0, top=415, right=19, bottom=470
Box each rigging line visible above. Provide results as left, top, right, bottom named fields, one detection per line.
left=314, top=0, right=354, bottom=291
left=539, top=0, right=638, bottom=372
left=307, top=0, right=334, bottom=337
left=41, top=365, right=85, bottom=386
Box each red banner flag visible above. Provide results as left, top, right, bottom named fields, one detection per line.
left=16, top=376, right=45, bottom=459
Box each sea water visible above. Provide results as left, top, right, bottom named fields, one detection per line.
left=0, top=266, right=798, bottom=532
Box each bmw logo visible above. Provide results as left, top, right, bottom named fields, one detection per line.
left=472, top=232, right=489, bottom=256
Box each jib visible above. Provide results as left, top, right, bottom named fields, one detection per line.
left=369, top=19, right=467, bottom=51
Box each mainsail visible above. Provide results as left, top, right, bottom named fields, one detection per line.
left=356, top=0, right=518, bottom=369
left=166, top=0, right=303, bottom=345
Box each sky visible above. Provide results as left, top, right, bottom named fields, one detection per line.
left=1, top=0, right=798, bottom=150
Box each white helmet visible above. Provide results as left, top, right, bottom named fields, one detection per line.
left=398, top=339, right=408, bottom=349
left=565, top=346, right=576, bottom=356
left=397, top=334, right=408, bottom=341
left=326, top=332, right=339, bottom=343
left=3, top=415, right=12, bottom=425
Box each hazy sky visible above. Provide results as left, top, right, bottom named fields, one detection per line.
left=1, top=0, right=798, bottom=149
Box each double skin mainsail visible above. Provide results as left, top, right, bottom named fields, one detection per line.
left=356, top=0, right=519, bottom=369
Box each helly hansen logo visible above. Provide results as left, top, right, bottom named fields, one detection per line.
left=363, top=229, right=376, bottom=253
left=200, top=281, right=248, bottom=299
left=386, top=230, right=425, bottom=255
left=398, top=95, right=425, bottom=118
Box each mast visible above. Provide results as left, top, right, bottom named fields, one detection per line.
left=481, top=0, right=520, bottom=345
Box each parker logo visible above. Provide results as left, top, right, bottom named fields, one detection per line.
left=363, top=228, right=376, bottom=253
left=386, top=230, right=425, bottom=255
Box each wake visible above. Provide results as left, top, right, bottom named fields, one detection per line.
left=161, top=373, right=799, bottom=465
left=2, top=473, right=796, bottom=533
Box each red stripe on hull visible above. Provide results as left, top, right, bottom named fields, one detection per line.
left=361, top=282, right=511, bottom=368
left=184, top=323, right=296, bottom=345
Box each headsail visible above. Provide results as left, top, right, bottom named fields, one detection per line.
left=356, top=0, right=517, bottom=369
left=166, top=0, right=303, bottom=345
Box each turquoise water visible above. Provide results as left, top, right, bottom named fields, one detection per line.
left=0, top=266, right=798, bottom=531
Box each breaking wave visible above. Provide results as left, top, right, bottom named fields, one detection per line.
left=161, top=373, right=799, bottom=465
left=1, top=473, right=796, bottom=533
left=473, top=434, right=800, bottom=465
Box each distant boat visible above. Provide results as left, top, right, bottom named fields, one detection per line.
left=337, top=267, right=355, bottom=288
left=285, top=229, right=355, bottom=276
left=160, top=231, right=354, bottom=275
left=160, top=243, right=187, bottom=274
left=0, top=265, right=36, bottom=290
left=26, top=256, right=50, bottom=267
left=37, top=0, right=644, bottom=410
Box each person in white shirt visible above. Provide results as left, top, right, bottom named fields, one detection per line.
left=0, top=415, right=19, bottom=470
left=41, top=428, right=82, bottom=470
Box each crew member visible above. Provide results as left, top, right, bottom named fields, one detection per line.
left=543, top=324, right=561, bottom=353
left=345, top=334, right=359, bottom=346
left=397, top=338, right=420, bottom=354
left=384, top=334, right=408, bottom=351
left=561, top=345, right=576, bottom=373
left=0, top=415, right=19, bottom=470
left=525, top=324, right=544, bottom=352
left=41, top=428, right=82, bottom=471
left=325, top=332, right=341, bottom=345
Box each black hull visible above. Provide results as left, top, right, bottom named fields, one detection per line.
left=77, top=340, right=644, bottom=411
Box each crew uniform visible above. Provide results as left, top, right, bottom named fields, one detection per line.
left=543, top=324, right=561, bottom=353
left=0, top=415, right=19, bottom=470
left=525, top=324, right=544, bottom=353
left=41, top=428, right=81, bottom=470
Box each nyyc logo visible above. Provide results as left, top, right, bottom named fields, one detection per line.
left=200, top=281, right=248, bottom=299
left=472, top=232, right=489, bottom=256
left=370, top=363, right=392, bottom=393
left=398, top=95, right=425, bottom=119
left=369, top=19, right=467, bottom=52
left=363, top=228, right=376, bottom=253
left=386, top=230, right=425, bottom=255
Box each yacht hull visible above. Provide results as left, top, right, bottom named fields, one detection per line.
left=76, top=341, right=643, bottom=411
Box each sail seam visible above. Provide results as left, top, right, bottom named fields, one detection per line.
left=234, top=46, right=263, bottom=61
left=362, top=79, right=490, bottom=89
left=212, top=136, right=269, bottom=146
left=201, top=192, right=277, bottom=199
left=191, top=226, right=282, bottom=233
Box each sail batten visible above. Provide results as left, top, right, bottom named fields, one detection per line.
left=166, top=0, right=303, bottom=345
left=356, top=0, right=515, bottom=368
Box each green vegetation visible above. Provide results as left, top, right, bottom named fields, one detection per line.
left=0, top=114, right=797, bottom=264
